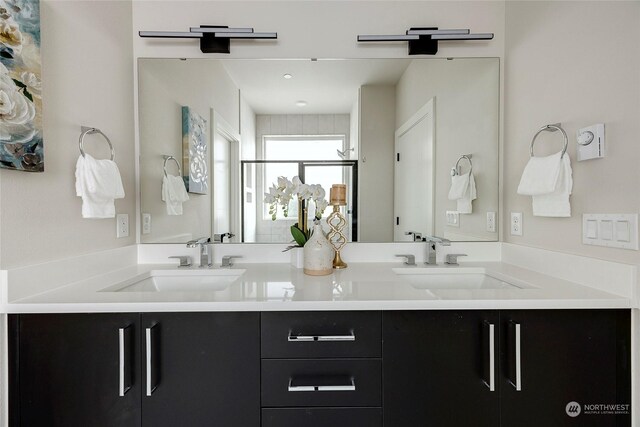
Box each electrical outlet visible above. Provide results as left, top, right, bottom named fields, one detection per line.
left=142, top=213, right=151, bottom=235
left=510, top=212, right=523, bottom=236
left=486, top=212, right=496, bottom=233
left=116, top=214, right=129, bottom=238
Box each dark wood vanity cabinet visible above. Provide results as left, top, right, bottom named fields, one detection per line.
left=260, top=311, right=383, bottom=427
left=9, top=312, right=260, bottom=427
left=499, top=310, right=630, bottom=427
left=383, top=309, right=631, bottom=427
left=9, top=314, right=142, bottom=427
left=9, top=309, right=630, bottom=427
left=140, top=312, right=260, bottom=427
left=383, top=310, right=501, bottom=427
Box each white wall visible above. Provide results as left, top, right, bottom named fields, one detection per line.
left=395, top=58, right=500, bottom=241
left=359, top=85, right=396, bottom=242
left=0, top=0, right=135, bottom=269
left=240, top=95, right=257, bottom=241
left=504, top=1, right=640, bottom=265
left=138, top=59, right=240, bottom=243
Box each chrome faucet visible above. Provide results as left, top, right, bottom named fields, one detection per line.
left=187, top=237, right=213, bottom=268
left=423, top=235, right=451, bottom=265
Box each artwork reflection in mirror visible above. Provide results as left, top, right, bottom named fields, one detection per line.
left=138, top=58, right=499, bottom=244
left=182, top=106, right=208, bottom=194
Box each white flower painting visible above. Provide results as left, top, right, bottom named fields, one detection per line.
left=0, top=0, right=42, bottom=172
left=181, top=106, right=208, bottom=194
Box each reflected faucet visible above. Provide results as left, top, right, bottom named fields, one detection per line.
left=187, top=237, right=213, bottom=268
left=423, top=235, right=451, bottom=265
left=213, top=232, right=235, bottom=243
left=405, top=231, right=423, bottom=242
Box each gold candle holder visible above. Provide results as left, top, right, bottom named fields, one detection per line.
left=327, top=184, right=348, bottom=269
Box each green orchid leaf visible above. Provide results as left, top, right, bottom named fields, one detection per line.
left=290, top=225, right=307, bottom=247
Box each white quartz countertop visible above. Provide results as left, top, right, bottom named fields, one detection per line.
left=3, top=262, right=631, bottom=313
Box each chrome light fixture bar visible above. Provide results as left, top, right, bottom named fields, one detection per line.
left=139, top=31, right=202, bottom=39
left=139, top=25, right=278, bottom=53
left=357, top=27, right=493, bottom=55
left=357, top=34, right=419, bottom=41
left=406, top=29, right=469, bottom=36
left=432, top=33, right=494, bottom=40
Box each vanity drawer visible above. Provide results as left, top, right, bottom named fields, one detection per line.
left=262, top=408, right=382, bottom=427
left=261, top=359, right=382, bottom=407
left=261, top=311, right=381, bottom=358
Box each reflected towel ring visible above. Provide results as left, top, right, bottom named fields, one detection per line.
left=79, top=126, right=115, bottom=161
left=452, top=154, right=472, bottom=176
left=530, top=124, right=568, bottom=158
left=163, top=155, right=182, bottom=178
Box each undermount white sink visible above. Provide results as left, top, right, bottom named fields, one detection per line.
left=102, top=269, right=246, bottom=293
left=392, top=267, right=525, bottom=290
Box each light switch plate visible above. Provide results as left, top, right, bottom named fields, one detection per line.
left=142, top=213, right=151, bottom=235
left=446, top=211, right=460, bottom=228
left=486, top=212, right=496, bottom=233
left=116, top=214, right=129, bottom=238
left=576, top=124, right=605, bottom=161
left=582, top=214, right=638, bottom=250
left=510, top=212, right=523, bottom=236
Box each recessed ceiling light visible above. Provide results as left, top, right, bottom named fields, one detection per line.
left=295, top=100, right=307, bottom=107
left=283, top=73, right=293, bottom=79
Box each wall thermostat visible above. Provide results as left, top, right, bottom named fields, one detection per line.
left=576, top=123, right=605, bottom=161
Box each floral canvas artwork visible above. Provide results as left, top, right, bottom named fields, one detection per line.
left=0, top=0, right=42, bottom=172
left=181, top=106, right=208, bottom=194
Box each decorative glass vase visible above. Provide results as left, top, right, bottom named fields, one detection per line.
left=303, top=222, right=334, bottom=276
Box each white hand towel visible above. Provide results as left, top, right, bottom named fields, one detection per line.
left=162, top=175, right=189, bottom=215
left=448, top=172, right=477, bottom=214
left=448, top=173, right=469, bottom=200
left=75, top=154, right=125, bottom=219
left=532, top=154, right=572, bottom=217
left=517, top=151, right=563, bottom=196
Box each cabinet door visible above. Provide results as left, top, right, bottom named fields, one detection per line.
left=383, top=311, right=500, bottom=427
left=141, top=312, right=260, bottom=427
left=10, top=313, right=141, bottom=427
left=500, top=309, right=631, bottom=427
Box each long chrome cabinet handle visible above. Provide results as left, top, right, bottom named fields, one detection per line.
left=481, top=321, right=496, bottom=391
left=145, top=326, right=158, bottom=396
left=287, top=332, right=356, bottom=342
left=288, top=378, right=356, bottom=392
left=118, top=327, right=130, bottom=397
left=489, top=323, right=495, bottom=391
left=513, top=322, right=522, bottom=391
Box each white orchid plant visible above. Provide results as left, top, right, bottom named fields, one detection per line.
left=264, top=176, right=329, bottom=249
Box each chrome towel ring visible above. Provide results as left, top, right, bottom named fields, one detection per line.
left=530, top=123, right=568, bottom=158
left=79, top=126, right=115, bottom=161
left=452, top=154, right=473, bottom=176
left=163, top=155, right=182, bottom=178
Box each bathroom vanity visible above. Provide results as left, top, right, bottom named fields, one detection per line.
left=8, top=309, right=630, bottom=427
left=5, top=260, right=633, bottom=427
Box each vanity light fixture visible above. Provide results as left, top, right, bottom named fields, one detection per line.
left=357, top=27, right=494, bottom=55
left=283, top=73, right=293, bottom=79
left=139, top=25, right=277, bottom=54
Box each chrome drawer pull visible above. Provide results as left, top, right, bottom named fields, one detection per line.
left=288, top=378, right=356, bottom=392
left=287, top=332, right=356, bottom=342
